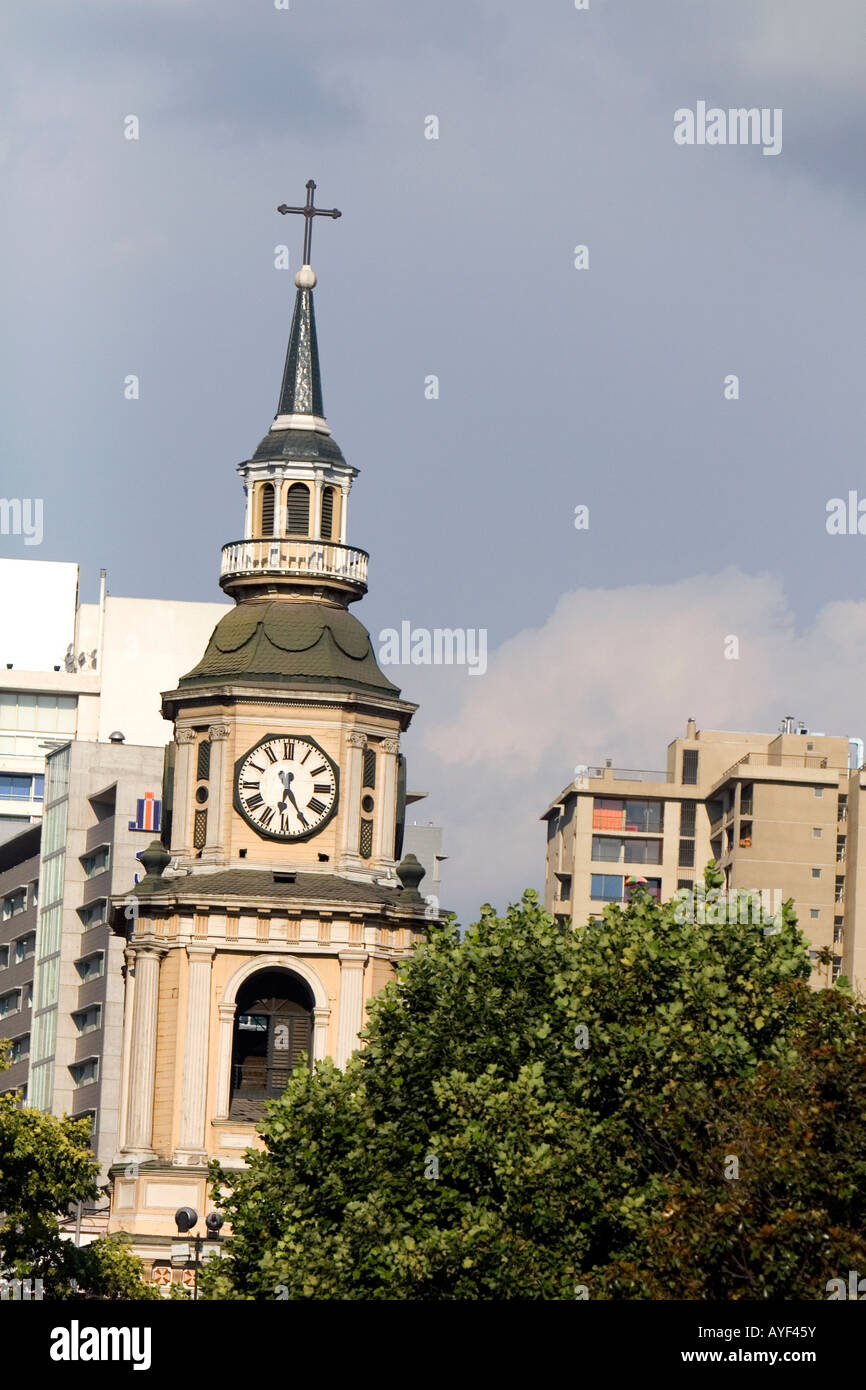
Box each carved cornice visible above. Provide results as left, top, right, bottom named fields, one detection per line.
left=346, top=732, right=367, bottom=749
left=209, top=724, right=231, bottom=742
left=175, top=729, right=197, bottom=745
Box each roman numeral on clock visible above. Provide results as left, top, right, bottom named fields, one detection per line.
left=259, top=806, right=275, bottom=827
left=283, top=739, right=295, bottom=760
left=242, top=780, right=260, bottom=790
left=313, top=782, right=331, bottom=794
left=246, top=793, right=264, bottom=810
left=308, top=797, right=326, bottom=815
left=263, top=745, right=278, bottom=763
left=310, top=764, right=327, bottom=777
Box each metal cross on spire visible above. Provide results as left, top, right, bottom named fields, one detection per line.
left=277, top=180, right=341, bottom=267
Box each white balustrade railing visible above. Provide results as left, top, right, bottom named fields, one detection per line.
left=220, top=537, right=368, bottom=587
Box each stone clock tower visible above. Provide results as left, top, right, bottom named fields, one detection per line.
left=107, top=185, right=431, bottom=1263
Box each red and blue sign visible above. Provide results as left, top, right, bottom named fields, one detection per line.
left=129, top=792, right=161, bottom=833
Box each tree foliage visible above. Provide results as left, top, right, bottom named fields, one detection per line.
left=0, top=1045, right=157, bottom=1299
left=202, top=871, right=863, bottom=1300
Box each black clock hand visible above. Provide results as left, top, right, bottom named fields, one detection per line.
left=278, top=768, right=301, bottom=814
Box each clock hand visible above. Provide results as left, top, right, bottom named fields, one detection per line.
left=277, top=768, right=301, bottom=814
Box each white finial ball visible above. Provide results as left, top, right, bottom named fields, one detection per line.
left=295, top=265, right=317, bottom=289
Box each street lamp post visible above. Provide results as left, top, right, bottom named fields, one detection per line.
left=172, top=1207, right=224, bottom=1300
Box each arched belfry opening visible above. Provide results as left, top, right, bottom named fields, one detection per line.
left=229, top=968, right=314, bottom=1120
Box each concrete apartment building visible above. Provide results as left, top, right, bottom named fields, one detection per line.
left=543, top=717, right=866, bottom=991
left=0, top=825, right=40, bottom=1100
left=0, top=740, right=164, bottom=1179
left=0, top=558, right=229, bottom=844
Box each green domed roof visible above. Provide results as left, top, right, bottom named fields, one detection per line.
left=179, top=599, right=400, bottom=696
left=250, top=427, right=346, bottom=467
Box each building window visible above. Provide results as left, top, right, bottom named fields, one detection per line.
left=0, top=945, right=7, bottom=970
left=14, top=934, right=35, bottom=963
left=9, top=1034, right=29, bottom=1064
left=740, top=785, right=753, bottom=815
left=592, top=835, right=623, bottom=863
left=677, top=878, right=694, bottom=892
left=590, top=873, right=623, bottom=903
left=814, top=787, right=823, bottom=798
left=678, top=839, right=695, bottom=868
left=229, top=970, right=314, bottom=1120
left=70, top=1058, right=98, bottom=1089
left=812, top=868, right=821, bottom=879
left=81, top=847, right=110, bottom=878
left=359, top=818, right=373, bottom=859
left=73, top=1005, right=102, bottom=1036
left=193, top=810, right=208, bottom=850
left=681, top=750, right=699, bottom=786
left=810, top=909, right=819, bottom=920
left=679, top=801, right=697, bottom=836
left=75, top=953, right=104, bottom=984
left=592, top=798, right=663, bottom=834
left=812, top=827, right=822, bottom=838
left=739, top=821, right=753, bottom=848
left=260, top=482, right=276, bottom=537
left=363, top=746, right=376, bottom=789
left=0, top=990, right=21, bottom=1019
left=73, top=1110, right=96, bottom=1139
left=0, top=773, right=45, bottom=802
left=286, top=483, right=310, bottom=535
left=79, top=901, right=107, bottom=928
left=197, top=740, right=211, bottom=782
left=2, top=889, right=26, bottom=920
left=555, top=873, right=572, bottom=901
left=24, top=982, right=32, bottom=1008
left=320, top=485, right=335, bottom=540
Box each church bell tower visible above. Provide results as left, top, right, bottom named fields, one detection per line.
left=108, top=185, right=431, bottom=1263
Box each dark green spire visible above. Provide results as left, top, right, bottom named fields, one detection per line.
left=276, top=281, right=324, bottom=419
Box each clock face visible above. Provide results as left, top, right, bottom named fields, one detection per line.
left=233, top=735, right=339, bottom=842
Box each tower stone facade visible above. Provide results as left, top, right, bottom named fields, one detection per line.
left=107, top=193, right=430, bottom=1263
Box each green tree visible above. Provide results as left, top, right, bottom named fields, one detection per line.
left=0, top=1046, right=157, bottom=1299
left=202, top=871, right=856, bottom=1300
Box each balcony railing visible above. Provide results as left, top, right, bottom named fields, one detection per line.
left=720, top=751, right=839, bottom=780
left=220, top=537, right=369, bottom=590
left=579, top=766, right=671, bottom=783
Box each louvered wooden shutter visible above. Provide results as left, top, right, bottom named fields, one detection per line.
left=261, top=482, right=275, bottom=536
left=286, top=483, right=310, bottom=535
left=320, top=486, right=334, bottom=540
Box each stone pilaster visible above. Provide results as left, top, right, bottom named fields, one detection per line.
left=337, top=732, right=366, bottom=873
left=171, top=728, right=197, bottom=856
left=115, top=947, right=137, bottom=1159
left=374, top=737, right=399, bottom=871
left=201, top=724, right=230, bottom=863
left=123, top=948, right=163, bottom=1160
left=213, top=1001, right=236, bottom=1121
left=175, top=946, right=215, bottom=1162
left=335, top=951, right=367, bottom=1068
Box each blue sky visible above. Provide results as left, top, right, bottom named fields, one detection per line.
left=2, top=0, right=866, bottom=921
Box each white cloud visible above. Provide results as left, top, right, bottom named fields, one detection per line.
left=415, top=569, right=866, bottom=922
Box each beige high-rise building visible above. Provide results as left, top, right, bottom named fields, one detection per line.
left=542, top=717, right=866, bottom=992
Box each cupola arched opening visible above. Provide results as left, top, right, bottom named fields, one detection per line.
left=285, top=482, right=310, bottom=536
left=259, top=481, right=276, bottom=536
left=229, top=968, right=314, bottom=1120
left=320, top=485, right=335, bottom=540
